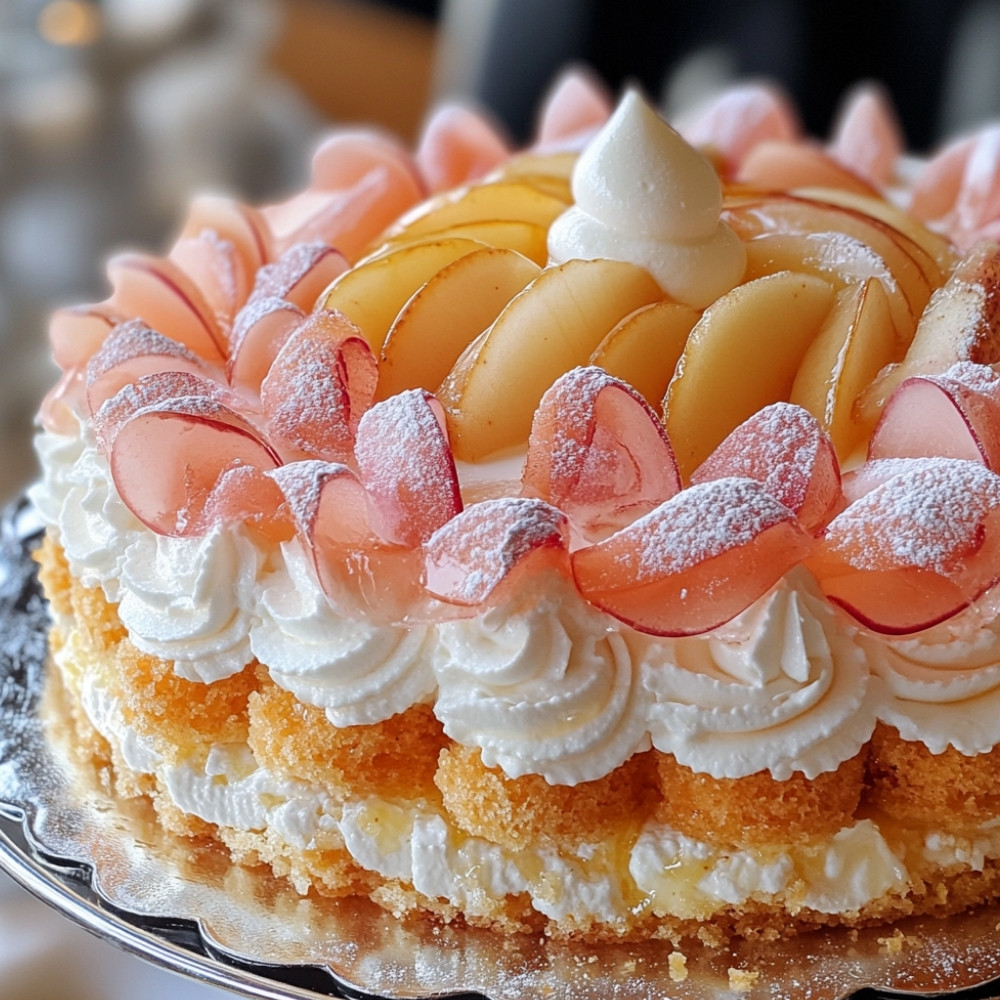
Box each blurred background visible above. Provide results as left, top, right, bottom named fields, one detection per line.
left=1, top=0, right=999, bottom=996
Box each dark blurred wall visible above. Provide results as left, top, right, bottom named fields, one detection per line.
left=439, top=0, right=992, bottom=151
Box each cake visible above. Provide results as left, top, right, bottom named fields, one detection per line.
left=29, top=68, right=1000, bottom=947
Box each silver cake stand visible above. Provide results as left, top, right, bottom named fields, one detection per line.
left=4, top=496, right=1000, bottom=1000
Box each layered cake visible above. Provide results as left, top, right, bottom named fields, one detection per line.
left=30, top=69, right=1000, bottom=945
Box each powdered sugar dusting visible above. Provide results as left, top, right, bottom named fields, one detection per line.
left=250, top=241, right=331, bottom=302
left=543, top=366, right=618, bottom=486
left=692, top=402, right=829, bottom=517
left=355, top=389, right=461, bottom=546
left=812, top=231, right=897, bottom=292
left=829, top=458, right=1000, bottom=572
left=616, top=477, right=795, bottom=580
left=231, top=295, right=304, bottom=348
left=86, top=319, right=200, bottom=383
left=939, top=359, right=1000, bottom=393
left=93, top=371, right=236, bottom=448
left=425, top=497, right=568, bottom=603
left=262, top=336, right=352, bottom=460
left=270, top=459, right=337, bottom=527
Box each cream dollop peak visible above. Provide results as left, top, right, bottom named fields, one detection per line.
left=547, top=89, right=746, bottom=307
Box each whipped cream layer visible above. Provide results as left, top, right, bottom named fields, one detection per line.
left=32, top=419, right=1000, bottom=784
left=30, top=424, right=143, bottom=605
left=547, top=89, right=746, bottom=308
left=432, top=571, right=651, bottom=784
left=251, top=538, right=438, bottom=727
left=868, top=597, right=1000, bottom=755
left=641, top=570, right=880, bottom=780
left=118, top=525, right=264, bottom=684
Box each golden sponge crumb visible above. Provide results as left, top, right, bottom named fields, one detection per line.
left=36, top=535, right=125, bottom=651
left=248, top=669, right=447, bottom=801
left=116, top=640, right=258, bottom=757
left=34, top=534, right=74, bottom=621
left=655, top=750, right=867, bottom=847
left=866, top=722, right=1000, bottom=827
left=728, top=967, right=761, bottom=991
left=667, top=951, right=688, bottom=982
left=434, top=742, right=660, bottom=851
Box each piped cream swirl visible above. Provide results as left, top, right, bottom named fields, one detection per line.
left=868, top=599, right=1000, bottom=755
left=641, top=570, right=878, bottom=780
left=432, top=572, right=650, bottom=785
left=251, top=539, right=437, bottom=727
left=547, top=89, right=746, bottom=308
left=117, top=522, right=264, bottom=683
left=29, top=426, right=144, bottom=603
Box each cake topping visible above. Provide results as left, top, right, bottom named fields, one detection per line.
left=809, top=458, right=1000, bottom=633
left=868, top=362, right=1000, bottom=469
left=425, top=497, right=570, bottom=607
left=85, top=319, right=211, bottom=414
left=104, top=252, right=225, bottom=361
left=433, top=573, right=650, bottom=785
left=546, top=89, right=746, bottom=308
left=673, top=81, right=800, bottom=178
left=227, top=296, right=306, bottom=389
left=533, top=67, right=613, bottom=151
left=415, top=102, right=511, bottom=193
left=690, top=402, right=841, bottom=534
left=270, top=459, right=422, bottom=623
left=260, top=309, right=377, bottom=463
left=572, top=477, right=814, bottom=636
left=828, top=83, right=904, bottom=188
left=248, top=241, right=348, bottom=310
left=910, top=124, right=1000, bottom=249
left=109, top=394, right=280, bottom=537
left=521, top=365, right=680, bottom=541
left=354, top=388, right=462, bottom=547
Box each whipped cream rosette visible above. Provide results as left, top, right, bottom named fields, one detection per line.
left=640, top=569, right=879, bottom=780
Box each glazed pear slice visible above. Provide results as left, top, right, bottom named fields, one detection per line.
left=385, top=180, right=569, bottom=241
left=790, top=277, right=898, bottom=461
left=589, top=300, right=701, bottom=409
left=378, top=247, right=540, bottom=400
left=439, top=258, right=664, bottom=461
left=794, top=185, right=955, bottom=274
left=318, top=237, right=485, bottom=353
left=857, top=242, right=1000, bottom=427
left=664, top=270, right=835, bottom=478
left=377, top=218, right=549, bottom=265
left=724, top=194, right=939, bottom=336
left=742, top=231, right=915, bottom=344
